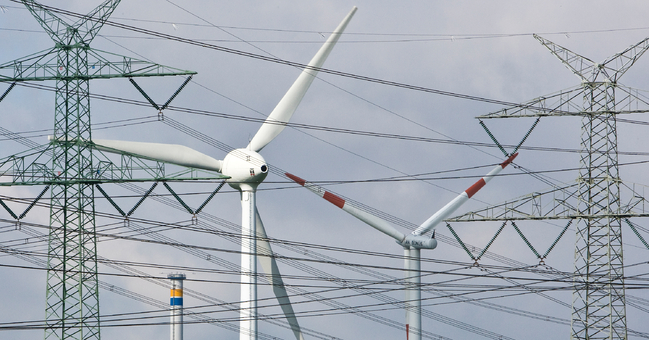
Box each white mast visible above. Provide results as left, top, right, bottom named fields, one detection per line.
left=168, top=273, right=186, bottom=340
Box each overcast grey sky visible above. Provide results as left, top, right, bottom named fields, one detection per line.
left=1, top=1, right=649, bottom=339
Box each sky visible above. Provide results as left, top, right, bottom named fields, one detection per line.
left=1, top=1, right=649, bottom=339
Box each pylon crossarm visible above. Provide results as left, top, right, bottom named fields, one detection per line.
left=615, top=84, right=649, bottom=110
left=446, top=183, right=581, bottom=222
left=87, top=48, right=197, bottom=79
left=23, top=0, right=121, bottom=45
left=96, top=148, right=165, bottom=180
left=533, top=34, right=595, bottom=82
left=48, top=137, right=209, bottom=180
left=0, top=176, right=227, bottom=187
left=21, top=0, right=70, bottom=44
left=620, top=182, right=649, bottom=215
left=73, top=0, right=121, bottom=44
left=602, top=37, right=649, bottom=83
left=0, top=142, right=227, bottom=186
left=0, top=146, right=54, bottom=184
left=477, top=86, right=585, bottom=119
left=0, top=48, right=196, bottom=82
left=0, top=48, right=59, bottom=81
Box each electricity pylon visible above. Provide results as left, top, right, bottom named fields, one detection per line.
left=0, top=1, right=217, bottom=339
left=448, top=36, right=649, bottom=339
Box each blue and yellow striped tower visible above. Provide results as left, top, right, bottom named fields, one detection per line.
left=168, top=273, right=186, bottom=340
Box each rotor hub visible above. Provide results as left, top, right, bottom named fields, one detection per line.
left=222, top=148, right=269, bottom=190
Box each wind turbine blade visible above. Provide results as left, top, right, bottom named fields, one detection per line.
left=247, top=7, right=357, bottom=152
left=413, top=153, right=518, bottom=236
left=92, top=139, right=223, bottom=172
left=255, top=210, right=304, bottom=340
left=285, top=172, right=406, bottom=242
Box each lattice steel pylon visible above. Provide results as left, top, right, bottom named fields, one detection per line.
left=448, top=36, right=649, bottom=340
left=0, top=1, right=200, bottom=339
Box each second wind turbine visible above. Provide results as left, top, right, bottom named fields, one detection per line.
left=286, top=153, right=518, bottom=340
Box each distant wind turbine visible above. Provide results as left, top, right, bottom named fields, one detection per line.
left=286, top=153, right=518, bottom=340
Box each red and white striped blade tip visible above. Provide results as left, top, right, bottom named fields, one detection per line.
left=501, top=153, right=519, bottom=168
left=285, top=172, right=305, bottom=186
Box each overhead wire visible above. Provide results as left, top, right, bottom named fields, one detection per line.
left=0, top=80, right=632, bottom=157
left=5, top=108, right=648, bottom=340
left=1, top=123, right=648, bottom=334
left=0, top=115, right=159, bottom=142
left=0, top=193, right=596, bottom=338
left=5, top=205, right=648, bottom=338
left=0, top=0, right=588, bottom=110
left=0, top=224, right=628, bottom=334
left=1, top=1, right=648, bottom=338
left=1, top=242, right=644, bottom=334
left=5, top=1, right=648, bottom=224
left=8, top=81, right=649, bottom=163
left=5, top=178, right=648, bottom=330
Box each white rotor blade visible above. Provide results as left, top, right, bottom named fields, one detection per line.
left=285, top=172, right=406, bottom=242
left=255, top=210, right=304, bottom=340
left=247, top=7, right=357, bottom=152
left=413, top=153, right=518, bottom=236
left=92, top=139, right=223, bottom=172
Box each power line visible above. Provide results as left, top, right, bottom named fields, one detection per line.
left=8, top=81, right=649, bottom=157
left=1, top=0, right=571, bottom=109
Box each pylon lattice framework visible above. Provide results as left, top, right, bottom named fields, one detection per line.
left=0, top=1, right=200, bottom=339
left=450, top=35, right=649, bottom=339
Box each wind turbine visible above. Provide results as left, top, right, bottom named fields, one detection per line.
left=285, top=152, right=518, bottom=340
left=92, top=7, right=357, bottom=340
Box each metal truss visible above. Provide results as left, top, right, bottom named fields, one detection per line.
left=0, top=1, right=199, bottom=339
left=448, top=183, right=649, bottom=222
left=453, top=35, right=649, bottom=340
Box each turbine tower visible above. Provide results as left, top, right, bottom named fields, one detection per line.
left=449, top=35, right=649, bottom=340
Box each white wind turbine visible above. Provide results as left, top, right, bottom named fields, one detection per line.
left=285, top=152, right=518, bottom=340
left=92, top=7, right=357, bottom=340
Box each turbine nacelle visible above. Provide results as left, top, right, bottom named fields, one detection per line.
left=222, top=148, right=269, bottom=190
left=399, top=235, right=437, bottom=249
